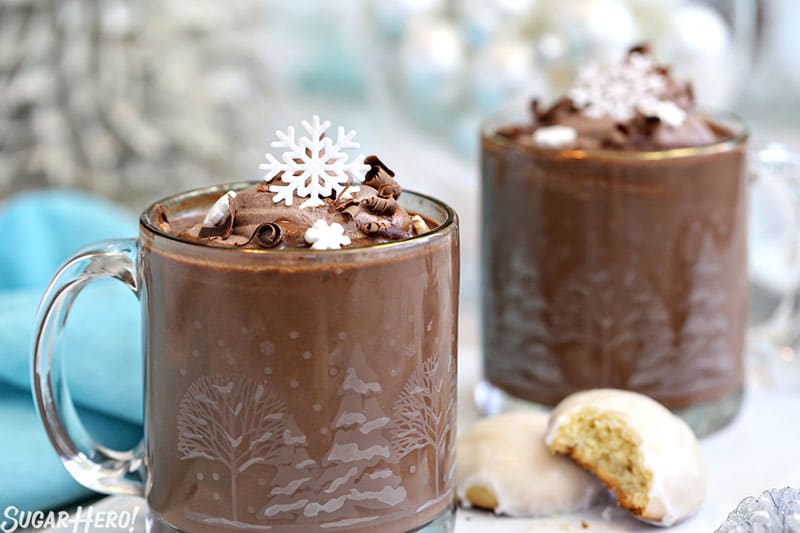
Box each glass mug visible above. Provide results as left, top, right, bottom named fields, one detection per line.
left=478, top=110, right=750, bottom=436
left=33, top=183, right=459, bottom=533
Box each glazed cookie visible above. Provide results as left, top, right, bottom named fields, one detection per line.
left=545, top=389, right=707, bottom=527
left=457, top=411, right=602, bottom=516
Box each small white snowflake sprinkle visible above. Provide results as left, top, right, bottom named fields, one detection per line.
left=533, top=125, right=577, bottom=148
left=259, top=115, right=370, bottom=209
left=202, top=191, right=237, bottom=226
left=304, top=219, right=351, bottom=250
left=568, top=52, right=682, bottom=124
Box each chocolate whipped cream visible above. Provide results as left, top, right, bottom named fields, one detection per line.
left=159, top=156, right=430, bottom=250
left=501, top=45, right=726, bottom=151
left=481, top=45, right=748, bottom=435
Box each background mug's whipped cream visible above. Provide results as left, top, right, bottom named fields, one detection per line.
left=505, top=45, right=724, bottom=151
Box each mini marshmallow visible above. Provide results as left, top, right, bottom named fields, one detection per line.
left=457, top=411, right=602, bottom=517
left=532, top=125, right=577, bottom=148
left=546, top=389, right=707, bottom=527
left=202, top=191, right=237, bottom=227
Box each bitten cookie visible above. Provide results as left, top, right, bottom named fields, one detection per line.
left=457, top=411, right=602, bottom=516
left=545, top=389, right=707, bottom=527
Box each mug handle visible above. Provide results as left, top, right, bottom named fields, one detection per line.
left=31, top=239, right=144, bottom=496
left=749, top=143, right=800, bottom=341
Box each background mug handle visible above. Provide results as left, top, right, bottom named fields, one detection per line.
left=31, top=238, right=144, bottom=495
left=748, top=142, right=800, bottom=389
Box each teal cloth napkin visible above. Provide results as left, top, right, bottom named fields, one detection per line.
left=0, top=190, right=144, bottom=510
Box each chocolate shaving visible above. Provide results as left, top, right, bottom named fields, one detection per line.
left=628, top=43, right=651, bottom=56
left=362, top=195, right=397, bottom=215
left=251, top=222, right=283, bottom=249
left=379, top=226, right=412, bottom=240
left=364, top=155, right=402, bottom=199
left=152, top=204, right=170, bottom=231
left=341, top=204, right=361, bottom=219
left=361, top=220, right=389, bottom=235
left=153, top=204, right=169, bottom=225
left=198, top=195, right=236, bottom=239
left=534, top=96, right=573, bottom=124
left=364, top=155, right=396, bottom=179
left=256, top=182, right=271, bottom=193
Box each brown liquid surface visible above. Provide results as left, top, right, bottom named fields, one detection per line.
left=142, top=212, right=459, bottom=532
left=481, top=135, right=747, bottom=409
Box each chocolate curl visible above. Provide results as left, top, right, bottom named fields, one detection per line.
left=362, top=194, right=397, bottom=216
left=535, top=96, right=574, bottom=124
left=239, top=222, right=283, bottom=249
left=410, top=215, right=431, bottom=236
left=353, top=211, right=411, bottom=240
left=341, top=204, right=361, bottom=219
left=364, top=155, right=402, bottom=199
left=360, top=219, right=391, bottom=235
left=152, top=204, right=170, bottom=231
left=198, top=195, right=236, bottom=239
left=628, top=43, right=651, bottom=56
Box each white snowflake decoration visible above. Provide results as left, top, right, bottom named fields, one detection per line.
left=304, top=220, right=352, bottom=250
left=259, top=115, right=370, bottom=209
left=567, top=52, right=685, bottom=126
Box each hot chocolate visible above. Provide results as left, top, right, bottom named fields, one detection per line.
left=31, top=116, right=458, bottom=532
left=142, top=117, right=460, bottom=532
left=480, top=47, right=747, bottom=434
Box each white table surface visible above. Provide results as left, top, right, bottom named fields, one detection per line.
left=38, top=313, right=800, bottom=532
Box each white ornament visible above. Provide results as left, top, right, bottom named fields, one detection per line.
left=533, top=126, right=577, bottom=148
left=568, top=52, right=682, bottom=123
left=658, top=4, right=733, bottom=108
left=401, top=19, right=465, bottom=112
left=471, top=39, right=544, bottom=112
left=638, top=100, right=686, bottom=128
left=259, top=116, right=369, bottom=209
left=202, top=190, right=237, bottom=226
left=541, top=0, right=639, bottom=60
left=304, top=220, right=351, bottom=250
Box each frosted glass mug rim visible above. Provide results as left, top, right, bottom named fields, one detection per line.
left=139, top=181, right=458, bottom=260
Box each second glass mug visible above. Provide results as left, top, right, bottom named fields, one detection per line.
left=477, top=110, right=789, bottom=436
left=32, top=184, right=460, bottom=533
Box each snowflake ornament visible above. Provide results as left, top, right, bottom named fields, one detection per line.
left=259, top=116, right=370, bottom=209
left=304, top=220, right=352, bottom=250
left=568, top=52, right=685, bottom=126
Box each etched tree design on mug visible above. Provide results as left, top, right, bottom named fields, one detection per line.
left=491, top=249, right=561, bottom=388
left=552, top=268, right=673, bottom=388
left=676, top=233, right=733, bottom=389
left=303, top=345, right=407, bottom=529
left=261, top=416, right=319, bottom=521
left=389, top=355, right=455, bottom=501
left=177, top=374, right=288, bottom=523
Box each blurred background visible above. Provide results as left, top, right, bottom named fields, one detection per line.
left=2, top=0, right=800, bottom=374
left=3, top=0, right=800, bottom=517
